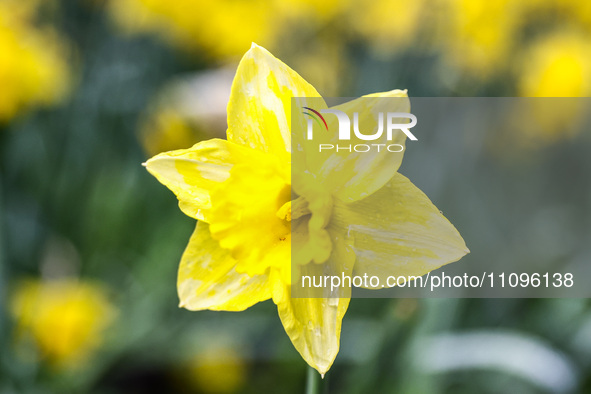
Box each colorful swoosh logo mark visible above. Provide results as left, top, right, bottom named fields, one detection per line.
left=302, top=107, right=328, bottom=131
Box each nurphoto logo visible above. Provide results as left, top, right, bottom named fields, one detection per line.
left=302, top=107, right=418, bottom=152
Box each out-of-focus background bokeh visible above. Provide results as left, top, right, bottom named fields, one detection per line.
left=1, top=0, right=591, bottom=393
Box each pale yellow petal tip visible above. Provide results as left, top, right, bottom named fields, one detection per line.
left=462, top=240, right=470, bottom=255
left=363, top=89, right=408, bottom=98
left=249, top=42, right=268, bottom=54
left=143, top=157, right=156, bottom=168
left=142, top=156, right=162, bottom=171
left=314, top=363, right=331, bottom=376
left=246, top=43, right=276, bottom=61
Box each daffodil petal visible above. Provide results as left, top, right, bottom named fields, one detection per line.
left=313, top=90, right=411, bottom=203
left=332, top=173, right=469, bottom=285
left=178, top=222, right=271, bottom=311
left=272, top=228, right=354, bottom=374
left=272, top=279, right=349, bottom=374
left=227, top=43, right=325, bottom=161
left=145, top=138, right=248, bottom=221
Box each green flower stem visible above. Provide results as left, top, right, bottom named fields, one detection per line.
left=306, top=366, right=323, bottom=394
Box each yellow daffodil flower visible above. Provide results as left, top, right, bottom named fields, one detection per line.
left=145, top=44, right=468, bottom=374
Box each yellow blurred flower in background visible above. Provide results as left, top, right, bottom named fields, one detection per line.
left=186, top=343, right=247, bottom=394
left=441, top=0, right=521, bottom=78
left=108, top=0, right=348, bottom=61
left=139, top=68, right=233, bottom=156
left=10, top=279, right=116, bottom=370
left=108, top=0, right=278, bottom=59
left=141, top=109, right=203, bottom=158
left=349, top=0, right=426, bottom=56
left=501, top=29, right=591, bottom=147
left=0, top=0, right=71, bottom=122
left=518, top=30, right=591, bottom=97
